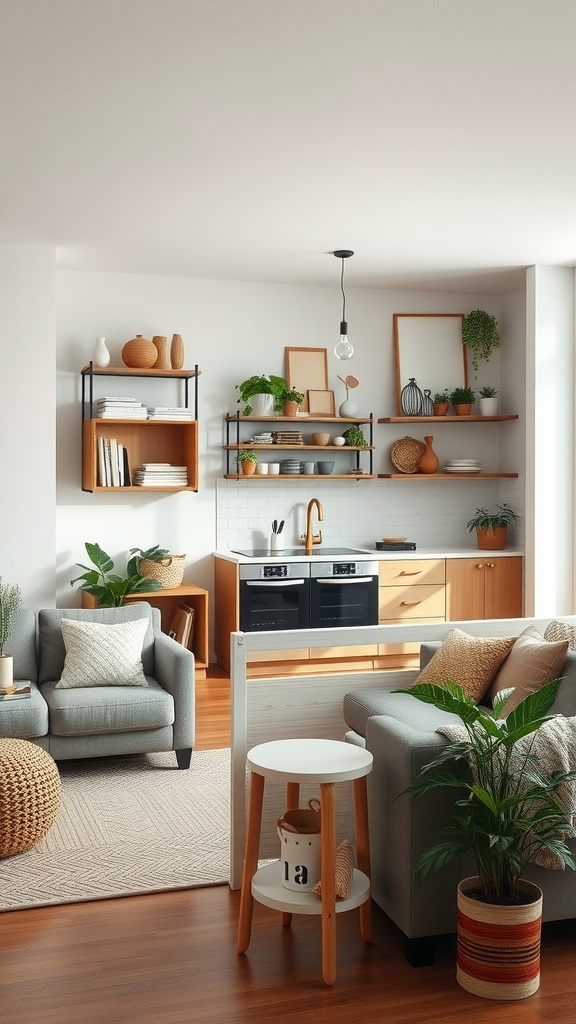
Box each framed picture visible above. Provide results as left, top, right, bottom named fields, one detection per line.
left=393, top=313, right=467, bottom=415
left=285, top=347, right=328, bottom=412
left=307, top=389, right=335, bottom=416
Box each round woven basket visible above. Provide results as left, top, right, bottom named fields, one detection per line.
left=390, top=436, right=426, bottom=474
left=0, top=739, right=61, bottom=857
left=139, top=554, right=186, bottom=589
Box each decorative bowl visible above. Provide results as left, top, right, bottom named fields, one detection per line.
left=317, top=461, right=335, bottom=475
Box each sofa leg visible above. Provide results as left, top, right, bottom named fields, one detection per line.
left=403, top=936, right=436, bottom=967
left=176, top=748, right=192, bottom=769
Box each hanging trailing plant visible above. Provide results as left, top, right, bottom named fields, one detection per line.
left=461, top=309, right=500, bottom=371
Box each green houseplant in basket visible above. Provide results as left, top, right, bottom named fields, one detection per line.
left=396, top=677, right=576, bottom=998
left=70, top=542, right=165, bottom=607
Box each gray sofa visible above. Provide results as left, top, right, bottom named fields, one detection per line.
left=0, top=605, right=195, bottom=768
left=343, top=620, right=576, bottom=966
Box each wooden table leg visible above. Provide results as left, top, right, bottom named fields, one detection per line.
left=237, top=771, right=265, bottom=954
left=320, top=782, right=337, bottom=986
left=353, top=776, right=372, bottom=943
left=281, top=781, right=301, bottom=928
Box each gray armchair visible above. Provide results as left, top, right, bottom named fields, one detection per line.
left=0, top=604, right=195, bottom=769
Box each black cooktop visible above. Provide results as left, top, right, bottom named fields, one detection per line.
left=231, top=547, right=368, bottom=558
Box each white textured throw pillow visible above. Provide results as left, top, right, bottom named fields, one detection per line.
left=56, top=618, right=149, bottom=688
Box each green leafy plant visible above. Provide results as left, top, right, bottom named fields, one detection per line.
left=127, top=544, right=171, bottom=576
left=466, top=503, right=519, bottom=533
left=70, top=542, right=163, bottom=607
left=342, top=425, right=367, bottom=448
left=479, top=385, right=498, bottom=398
left=235, top=374, right=288, bottom=415
left=462, top=310, right=500, bottom=372
left=449, top=385, right=476, bottom=406
left=396, top=678, right=576, bottom=904
left=281, top=387, right=305, bottom=404
left=433, top=390, right=450, bottom=404
left=236, top=450, right=258, bottom=463
left=0, top=577, right=21, bottom=655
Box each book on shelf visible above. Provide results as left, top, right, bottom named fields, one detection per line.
left=133, top=463, right=188, bottom=486
left=168, top=604, right=195, bottom=649
left=97, top=436, right=132, bottom=487
left=146, top=407, right=193, bottom=420
left=0, top=682, right=32, bottom=700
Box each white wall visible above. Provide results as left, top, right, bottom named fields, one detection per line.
left=0, top=245, right=56, bottom=606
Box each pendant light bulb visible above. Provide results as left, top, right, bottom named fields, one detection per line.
left=332, top=249, right=355, bottom=360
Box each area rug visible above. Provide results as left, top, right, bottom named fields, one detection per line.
left=0, top=747, right=230, bottom=911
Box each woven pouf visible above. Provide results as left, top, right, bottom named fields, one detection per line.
left=0, top=739, right=61, bottom=857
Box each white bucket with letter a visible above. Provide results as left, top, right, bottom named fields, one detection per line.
left=277, top=800, right=321, bottom=892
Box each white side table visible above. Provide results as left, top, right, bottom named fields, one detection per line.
left=236, top=737, right=373, bottom=986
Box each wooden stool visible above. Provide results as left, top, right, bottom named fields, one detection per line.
left=237, top=737, right=373, bottom=986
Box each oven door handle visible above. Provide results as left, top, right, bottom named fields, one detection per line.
left=245, top=579, right=306, bottom=586
left=316, top=576, right=375, bottom=584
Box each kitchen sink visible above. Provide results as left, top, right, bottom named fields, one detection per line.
left=231, top=547, right=369, bottom=557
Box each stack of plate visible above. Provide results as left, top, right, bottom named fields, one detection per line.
left=444, top=459, right=482, bottom=474
left=280, top=459, right=302, bottom=474
left=249, top=431, right=273, bottom=443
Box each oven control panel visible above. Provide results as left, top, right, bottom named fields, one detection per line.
left=311, top=560, right=378, bottom=578
left=239, top=562, right=311, bottom=580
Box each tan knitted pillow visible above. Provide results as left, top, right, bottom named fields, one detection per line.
left=415, top=628, right=517, bottom=703
left=544, top=620, right=576, bottom=650
left=487, top=625, right=569, bottom=717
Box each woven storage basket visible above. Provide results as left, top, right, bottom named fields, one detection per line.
left=390, top=436, right=426, bottom=474
left=139, top=554, right=186, bottom=589
left=0, top=738, right=61, bottom=857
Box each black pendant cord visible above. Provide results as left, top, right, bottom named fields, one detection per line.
left=340, top=258, right=346, bottom=325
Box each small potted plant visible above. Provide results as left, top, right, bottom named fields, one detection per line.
left=0, top=577, right=22, bottom=689
left=462, top=309, right=500, bottom=373
left=342, top=424, right=368, bottom=448
left=70, top=542, right=163, bottom=607
left=449, top=385, right=476, bottom=416
left=235, top=374, right=288, bottom=416
left=281, top=387, right=305, bottom=417
left=237, top=450, right=258, bottom=476
left=398, top=677, right=576, bottom=998
left=466, top=502, right=519, bottom=549
left=432, top=390, right=450, bottom=416
left=479, top=385, right=499, bottom=415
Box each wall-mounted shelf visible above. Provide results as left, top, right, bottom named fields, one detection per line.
left=378, top=472, right=518, bottom=479
left=378, top=411, right=519, bottom=479
left=378, top=414, right=518, bottom=423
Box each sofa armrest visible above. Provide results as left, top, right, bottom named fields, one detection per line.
left=153, top=630, right=195, bottom=751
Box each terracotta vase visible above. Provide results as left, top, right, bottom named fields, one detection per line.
left=241, top=461, right=256, bottom=476
left=457, top=877, right=542, bottom=1000
left=418, top=436, right=439, bottom=474
left=433, top=403, right=449, bottom=416
left=121, top=334, right=157, bottom=369
left=476, top=525, right=507, bottom=550
left=170, top=333, right=185, bottom=370
left=152, top=335, right=169, bottom=369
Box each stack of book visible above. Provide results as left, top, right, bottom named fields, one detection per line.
left=0, top=682, right=31, bottom=700
left=168, top=604, right=195, bottom=648
left=96, top=396, right=148, bottom=419
left=97, top=437, right=131, bottom=486
left=132, top=463, right=188, bottom=487
left=147, top=406, right=193, bottom=420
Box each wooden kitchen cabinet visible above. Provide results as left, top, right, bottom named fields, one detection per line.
left=375, top=558, right=446, bottom=669
left=446, top=556, right=523, bottom=621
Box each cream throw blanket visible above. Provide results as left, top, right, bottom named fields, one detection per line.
left=437, top=715, right=576, bottom=869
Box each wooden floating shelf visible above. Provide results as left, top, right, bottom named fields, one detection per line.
left=225, top=445, right=373, bottom=451
left=378, top=414, right=518, bottom=423
left=82, top=365, right=201, bottom=378
left=227, top=415, right=372, bottom=423
left=378, top=472, right=518, bottom=479
left=225, top=474, right=374, bottom=480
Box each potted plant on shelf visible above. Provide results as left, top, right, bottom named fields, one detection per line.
left=70, top=542, right=164, bottom=607
left=462, top=309, right=501, bottom=373
left=342, top=424, right=368, bottom=448
left=466, top=502, right=519, bottom=550
left=281, top=387, right=305, bottom=417
left=479, top=385, right=499, bottom=416
left=0, top=577, right=21, bottom=689
left=432, top=390, right=450, bottom=416
left=235, top=374, right=288, bottom=416
left=449, top=385, right=476, bottom=416
left=237, top=450, right=258, bottom=476
left=398, top=677, right=576, bottom=999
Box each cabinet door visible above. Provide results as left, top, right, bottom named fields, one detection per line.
left=446, top=559, right=486, bottom=620
left=484, top=556, right=523, bottom=618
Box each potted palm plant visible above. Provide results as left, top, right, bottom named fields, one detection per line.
left=398, top=678, right=576, bottom=998
left=235, top=374, right=288, bottom=416
left=467, top=502, right=519, bottom=550
left=0, top=577, right=21, bottom=688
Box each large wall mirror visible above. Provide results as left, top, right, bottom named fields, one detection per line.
left=393, top=313, right=467, bottom=415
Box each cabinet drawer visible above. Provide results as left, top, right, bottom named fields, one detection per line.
left=379, top=584, right=445, bottom=619
left=379, top=559, right=445, bottom=586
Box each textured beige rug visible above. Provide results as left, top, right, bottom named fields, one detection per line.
left=0, top=747, right=230, bottom=911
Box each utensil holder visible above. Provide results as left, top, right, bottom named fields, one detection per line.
left=270, top=533, right=283, bottom=551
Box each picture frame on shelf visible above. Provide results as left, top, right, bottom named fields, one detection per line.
left=393, top=313, right=467, bottom=416
left=285, top=347, right=328, bottom=412
left=307, top=389, right=335, bottom=416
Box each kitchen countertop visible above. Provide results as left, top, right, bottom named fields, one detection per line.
left=214, top=547, right=524, bottom=564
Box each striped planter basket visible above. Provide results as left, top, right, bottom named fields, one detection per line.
left=457, top=877, right=543, bottom=1000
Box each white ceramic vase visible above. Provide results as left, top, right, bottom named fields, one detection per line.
left=92, top=336, right=111, bottom=367
left=250, top=393, right=275, bottom=416
left=339, top=398, right=358, bottom=417
left=0, top=654, right=14, bottom=689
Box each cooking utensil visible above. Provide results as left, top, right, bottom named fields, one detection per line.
left=278, top=520, right=284, bottom=534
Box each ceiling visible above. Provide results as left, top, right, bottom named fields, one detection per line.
left=2, top=0, right=576, bottom=293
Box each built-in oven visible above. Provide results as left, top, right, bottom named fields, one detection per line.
left=309, top=560, right=379, bottom=629
left=239, top=562, right=311, bottom=632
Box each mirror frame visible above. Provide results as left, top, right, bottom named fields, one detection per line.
left=393, top=313, right=467, bottom=415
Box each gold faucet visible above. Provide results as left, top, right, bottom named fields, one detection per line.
left=301, top=498, right=324, bottom=555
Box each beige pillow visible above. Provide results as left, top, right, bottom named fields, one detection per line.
left=56, top=618, right=149, bottom=688
left=487, top=625, right=569, bottom=717
left=414, top=628, right=517, bottom=702
left=544, top=620, right=576, bottom=650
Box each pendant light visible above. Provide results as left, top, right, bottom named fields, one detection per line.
left=333, top=249, right=354, bottom=360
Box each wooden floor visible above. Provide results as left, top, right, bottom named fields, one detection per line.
left=2, top=667, right=576, bottom=1024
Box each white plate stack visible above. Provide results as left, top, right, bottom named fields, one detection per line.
left=443, top=459, right=482, bottom=474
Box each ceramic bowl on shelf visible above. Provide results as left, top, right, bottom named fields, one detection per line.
left=312, top=433, right=330, bottom=446
left=317, top=461, right=335, bottom=475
